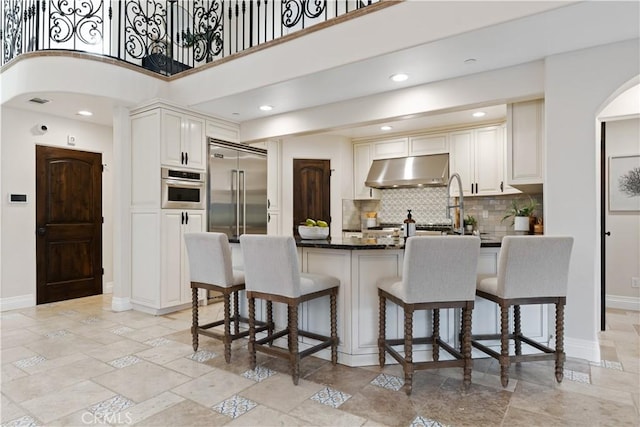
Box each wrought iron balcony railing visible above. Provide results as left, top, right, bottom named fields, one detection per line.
left=2, top=0, right=381, bottom=76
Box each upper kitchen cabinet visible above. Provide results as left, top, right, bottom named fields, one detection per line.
left=353, top=142, right=381, bottom=199
left=408, top=132, right=449, bottom=156
left=206, top=118, right=240, bottom=144
left=450, top=125, right=516, bottom=197
left=161, top=109, right=206, bottom=170
left=506, top=99, right=545, bottom=192
left=371, top=137, right=409, bottom=159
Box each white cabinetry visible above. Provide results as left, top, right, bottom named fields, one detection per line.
left=450, top=125, right=517, bottom=197
left=353, top=143, right=381, bottom=199
left=267, top=139, right=282, bottom=235
left=507, top=99, right=545, bottom=192
left=130, top=101, right=221, bottom=314
left=371, top=137, right=408, bottom=159
left=161, top=109, right=205, bottom=170
left=409, top=132, right=449, bottom=156
left=160, top=210, right=205, bottom=307
left=206, top=118, right=240, bottom=143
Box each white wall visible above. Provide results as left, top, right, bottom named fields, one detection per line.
left=280, top=134, right=353, bottom=238
left=545, top=39, right=640, bottom=360
left=0, top=107, right=113, bottom=310
left=605, top=118, right=640, bottom=310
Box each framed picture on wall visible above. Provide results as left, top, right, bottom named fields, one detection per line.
left=609, top=154, right=640, bottom=211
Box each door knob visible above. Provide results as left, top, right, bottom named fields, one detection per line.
left=37, top=227, right=46, bottom=236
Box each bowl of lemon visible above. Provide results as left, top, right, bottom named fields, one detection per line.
left=298, top=219, right=330, bottom=239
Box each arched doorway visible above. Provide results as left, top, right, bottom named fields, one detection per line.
left=596, top=80, right=640, bottom=330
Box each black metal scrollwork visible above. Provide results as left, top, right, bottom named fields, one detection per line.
left=282, top=0, right=325, bottom=28
left=2, top=0, right=24, bottom=63
left=124, top=0, right=167, bottom=59
left=182, top=0, right=223, bottom=63
left=49, top=0, right=104, bottom=46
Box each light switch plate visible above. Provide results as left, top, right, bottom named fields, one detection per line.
left=67, top=135, right=76, bottom=146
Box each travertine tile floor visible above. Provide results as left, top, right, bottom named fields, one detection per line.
left=1, top=295, right=638, bottom=426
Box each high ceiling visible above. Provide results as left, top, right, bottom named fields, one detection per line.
left=4, top=1, right=639, bottom=139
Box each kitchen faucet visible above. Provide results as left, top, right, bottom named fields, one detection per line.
left=446, top=173, right=464, bottom=235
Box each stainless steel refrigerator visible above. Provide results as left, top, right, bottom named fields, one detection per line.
left=207, top=139, right=267, bottom=238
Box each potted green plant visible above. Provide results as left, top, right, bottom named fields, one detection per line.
left=463, top=214, right=477, bottom=232
left=502, top=196, right=538, bottom=231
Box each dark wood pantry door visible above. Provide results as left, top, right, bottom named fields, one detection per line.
left=293, top=159, right=331, bottom=235
left=36, top=146, right=103, bottom=304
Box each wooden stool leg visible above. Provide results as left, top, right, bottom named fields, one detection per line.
left=248, top=296, right=257, bottom=370
left=233, top=290, right=240, bottom=335
left=432, top=308, right=440, bottom=362
left=404, top=306, right=414, bottom=396
left=223, top=293, right=232, bottom=363
left=378, top=294, right=386, bottom=368
left=500, top=304, right=510, bottom=387
left=514, top=305, right=522, bottom=356
left=290, top=304, right=300, bottom=385
left=191, top=287, right=199, bottom=351
left=330, top=291, right=338, bottom=365
left=462, top=305, right=473, bottom=389
left=555, top=302, right=565, bottom=383
left=267, top=300, right=274, bottom=345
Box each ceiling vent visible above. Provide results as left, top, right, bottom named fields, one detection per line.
left=29, top=97, right=50, bottom=104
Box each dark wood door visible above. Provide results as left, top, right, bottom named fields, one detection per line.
left=293, top=159, right=331, bottom=235
left=36, top=146, right=103, bottom=304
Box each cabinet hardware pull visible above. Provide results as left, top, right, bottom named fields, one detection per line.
left=605, top=231, right=611, bottom=236
left=268, top=199, right=270, bottom=209
left=185, top=152, right=188, bottom=164
left=500, top=181, right=504, bottom=192
left=181, top=152, right=185, bottom=164
left=268, top=213, right=271, bottom=222
left=471, top=183, right=473, bottom=194
left=186, top=212, right=189, bottom=224
left=181, top=212, right=184, bottom=224
left=475, top=183, right=478, bottom=194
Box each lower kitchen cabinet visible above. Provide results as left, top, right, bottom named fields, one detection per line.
left=131, top=209, right=205, bottom=314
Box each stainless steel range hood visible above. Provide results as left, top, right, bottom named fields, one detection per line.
left=365, top=154, right=449, bottom=188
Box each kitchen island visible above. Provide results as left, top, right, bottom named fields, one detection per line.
left=229, top=235, right=547, bottom=367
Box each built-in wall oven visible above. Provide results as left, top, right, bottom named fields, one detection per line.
left=161, top=167, right=205, bottom=209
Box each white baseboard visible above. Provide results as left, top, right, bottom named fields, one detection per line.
left=111, top=296, right=132, bottom=312
left=565, top=336, right=601, bottom=363
left=606, top=294, right=640, bottom=311
left=0, top=294, right=35, bottom=312
left=103, top=281, right=113, bottom=294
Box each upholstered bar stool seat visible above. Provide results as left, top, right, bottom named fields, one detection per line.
left=378, top=236, right=481, bottom=395
left=184, top=232, right=271, bottom=363
left=240, top=235, right=339, bottom=385
left=471, top=236, right=574, bottom=387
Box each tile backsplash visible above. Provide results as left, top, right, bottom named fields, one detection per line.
left=343, top=190, right=543, bottom=233
left=379, top=187, right=449, bottom=224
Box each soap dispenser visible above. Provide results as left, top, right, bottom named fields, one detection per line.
left=403, top=209, right=416, bottom=239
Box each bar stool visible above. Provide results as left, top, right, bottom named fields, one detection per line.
left=184, top=232, right=271, bottom=363
left=239, top=235, right=339, bottom=385
left=471, top=236, right=573, bottom=387
left=378, top=236, right=481, bottom=395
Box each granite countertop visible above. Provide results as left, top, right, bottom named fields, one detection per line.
left=230, top=235, right=503, bottom=249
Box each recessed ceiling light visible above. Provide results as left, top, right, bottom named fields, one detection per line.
left=380, top=125, right=393, bottom=131
left=472, top=111, right=486, bottom=118
left=390, top=73, right=409, bottom=82
left=259, top=105, right=273, bottom=111
left=77, top=110, right=93, bottom=116
left=464, top=58, right=477, bottom=64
